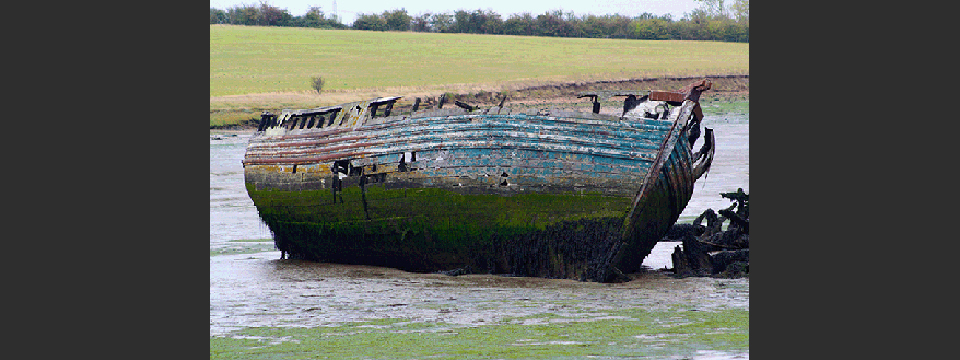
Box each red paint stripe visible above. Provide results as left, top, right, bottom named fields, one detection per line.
left=251, top=135, right=371, bottom=148
left=248, top=142, right=380, bottom=157
left=242, top=152, right=369, bottom=165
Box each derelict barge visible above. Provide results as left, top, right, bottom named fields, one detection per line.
left=243, top=80, right=715, bottom=282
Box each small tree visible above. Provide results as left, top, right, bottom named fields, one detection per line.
left=311, top=76, right=325, bottom=94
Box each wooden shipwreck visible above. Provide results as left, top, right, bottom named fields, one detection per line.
left=243, top=80, right=715, bottom=282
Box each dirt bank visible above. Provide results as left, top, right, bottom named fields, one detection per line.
left=210, top=74, right=749, bottom=130
left=468, top=74, right=748, bottom=104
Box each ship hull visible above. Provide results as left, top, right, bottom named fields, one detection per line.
left=244, top=92, right=713, bottom=282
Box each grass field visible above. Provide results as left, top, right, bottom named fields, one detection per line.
left=210, top=25, right=748, bottom=126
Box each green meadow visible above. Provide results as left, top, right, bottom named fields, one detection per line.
left=210, top=24, right=748, bottom=98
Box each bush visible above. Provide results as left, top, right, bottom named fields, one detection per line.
left=311, top=76, right=325, bottom=94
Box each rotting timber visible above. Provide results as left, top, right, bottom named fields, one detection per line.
left=669, top=188, right=749, bottom=278
left=243, top=80, right=716, bottom=282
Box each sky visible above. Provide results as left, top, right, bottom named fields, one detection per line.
left=209, top=0, right=704, bottom=25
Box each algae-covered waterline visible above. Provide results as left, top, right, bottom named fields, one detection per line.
left=209, top=111, right=748, bottom=359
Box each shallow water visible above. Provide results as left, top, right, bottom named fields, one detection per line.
left=210, top=133, right=272, bottom=249
left=679, top=114, right=749, bottom=222
left=209, top=113, right=748, bottom=357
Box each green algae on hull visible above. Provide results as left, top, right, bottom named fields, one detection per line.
left=248, top=184, right=635, bottom=280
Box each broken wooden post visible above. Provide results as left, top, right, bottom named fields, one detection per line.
left=455, top=100, right=474, bottom=112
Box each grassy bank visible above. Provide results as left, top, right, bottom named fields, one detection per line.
left=210, top=109, right=263, bottom=128
left=210, top=306, right=748, bottom=359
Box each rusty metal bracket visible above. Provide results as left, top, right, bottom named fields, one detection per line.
left=649, top=79, right=712, bottom=104
left=649, top=91, right=685, bottom=103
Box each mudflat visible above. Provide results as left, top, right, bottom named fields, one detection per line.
left=210, top=251, right=748, bottom=359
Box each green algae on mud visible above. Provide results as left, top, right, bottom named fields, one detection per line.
left=700, top=99, right=749, bottom=117
left=210, top=307, right=748, bottom=359
left=210, top=239, right=275, bottom=256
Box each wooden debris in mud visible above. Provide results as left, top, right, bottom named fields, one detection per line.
left=668, top=188, right=749, bottom=278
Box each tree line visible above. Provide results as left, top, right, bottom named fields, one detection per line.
left=211, top=1, right=748, bottom=43
left=210, top=3, right=347, bottom=29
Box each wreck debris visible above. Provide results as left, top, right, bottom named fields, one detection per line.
left=454, top=100, right=474, bottom=112
left=668, top=188, right=749, bottom=278
left=437, top=93, right=447, bottom=108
